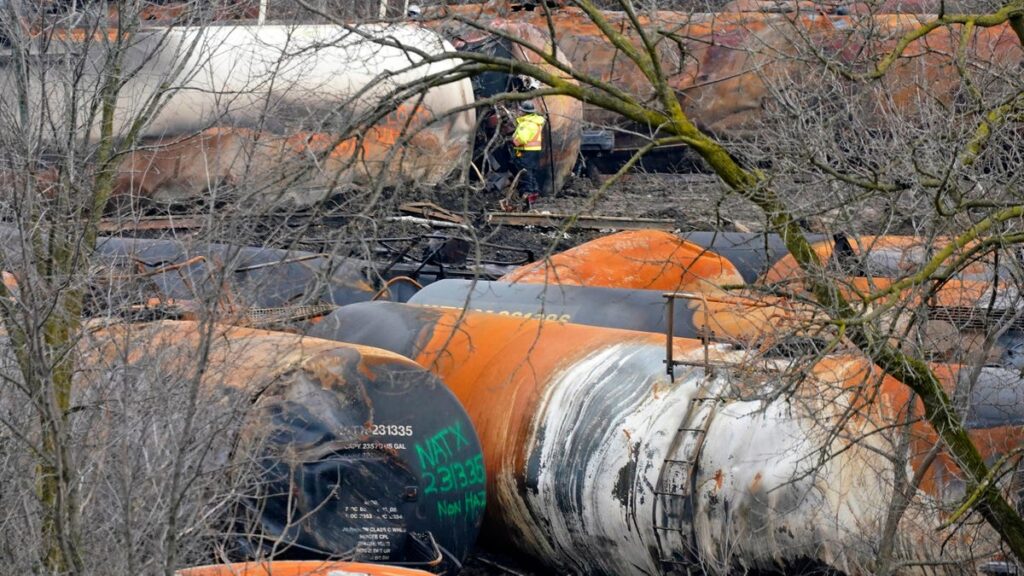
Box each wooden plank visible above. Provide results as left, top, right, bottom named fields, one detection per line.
left=399, top=201, right=465, bottom=224
left=486, top=212, right=675, bottom=231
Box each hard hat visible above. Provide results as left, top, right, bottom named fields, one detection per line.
left=520, top=100, right=536, bottom=112
left=407, top=4, right=422, bottom=16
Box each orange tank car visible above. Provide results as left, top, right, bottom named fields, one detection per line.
left=177, top=561, right=433, bottom=576
left=309, top=301, right=1017, bottom=574
left=500, top=229, right=745, bottom=291
left=762, top=234, right=1003, bottom=305
left=761, top=234, right=1023, bottom=364
left=433, top=3, right=1022, bottom=146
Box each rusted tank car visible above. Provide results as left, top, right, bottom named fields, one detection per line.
left=308, top=301, right=1014, bottom=574
left=759, top=234, right=1024, bottom=366
left=501, top=229, right=744, bottom=290
left=502, top=228, right=1024, bottom=366
left=10, top=24, right=475, bottom=199
left=434, top=3, right=1023, bottom=156
left=85, top=321, right=485, bottom=568
left=404, top=279, right=1024, bottom=499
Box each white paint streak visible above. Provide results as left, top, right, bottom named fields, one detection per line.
left=693, top=375, right=935, bottom=574
left=486, top=342, right=971, bottom=575
left=520, top=343, right=711, bottom=574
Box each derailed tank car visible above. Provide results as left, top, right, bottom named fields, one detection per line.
left=308, top=302, right=1010, bottom=574
left=11, top=24, right=475, bottom=206
left=409, top=279, right=812, bottom=349
left=501, top=229, right=744, bottom=291
left=434, top=3, right=1023, bottom=167
left=83, top=321, right=485, bottom=569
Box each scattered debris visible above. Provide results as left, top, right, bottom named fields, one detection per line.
left=386, top=215, right=472, bottom=230
left=399, top=201, right=467, bottom=225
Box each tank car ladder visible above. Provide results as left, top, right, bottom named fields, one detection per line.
left=654, top=295, right=728, bottom=575
left=652, top=369, right=725, bottom=575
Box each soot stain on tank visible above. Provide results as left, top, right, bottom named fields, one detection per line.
left=612, top=443, right=639, bottom=508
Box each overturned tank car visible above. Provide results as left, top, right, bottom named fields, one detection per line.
left=434, top=2, right=1023, bottom=168
left=10, top=23, right=476, bottom=206
left=501, top=229, right=744, bottom=290
left=83, top=321, right=485, bottom=569
left=308, top=301, right=1016, bottom=574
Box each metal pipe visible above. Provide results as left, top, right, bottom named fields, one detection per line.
left=665, top=293, right=675, bottom=379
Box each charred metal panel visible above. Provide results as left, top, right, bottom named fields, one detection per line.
left=502, top=230, right=745, bottom=290
left=86, top=322, right=484, bottom=567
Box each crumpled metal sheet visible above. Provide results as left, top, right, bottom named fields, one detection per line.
left=309, top=301, right=1007, bottom=574
left=84, top=321, right=485, bottom=567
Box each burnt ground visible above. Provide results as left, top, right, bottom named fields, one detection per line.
left=314, top=171, right=774, bottom=270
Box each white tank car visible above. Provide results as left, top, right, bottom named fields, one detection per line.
left=8, top=24, right=475, bottom=188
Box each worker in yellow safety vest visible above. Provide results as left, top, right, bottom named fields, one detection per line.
left=511, top=100, right=546, bottom=208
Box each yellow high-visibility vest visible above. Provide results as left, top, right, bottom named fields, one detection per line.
left=513, top=113, right=545, bottom=151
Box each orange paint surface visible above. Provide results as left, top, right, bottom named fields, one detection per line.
left=177, top=561, right=433, bottom=576
left=88, top=321, right=414, bottom=395
left=99, top=103, right=462, bottom=201
left=399, top=307, right=702, bottom=527
left=501, top=230, right=745, bottom=291
left=686, top=290, right=825, bottom=346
